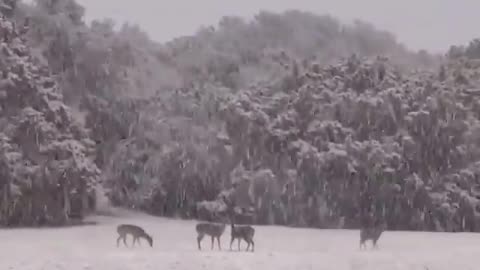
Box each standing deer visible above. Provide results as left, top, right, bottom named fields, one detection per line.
left=359, top=220, right=387, bottom=250
left=195, top=220, right=227, bottom=250
left=230, top=222, right=255, bottom=252
left=220, top=193, right=256, bottom=252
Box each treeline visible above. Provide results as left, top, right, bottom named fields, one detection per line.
left=4, top=0, right=480, bottom=232
left=0, top=1, right=99, bottom=226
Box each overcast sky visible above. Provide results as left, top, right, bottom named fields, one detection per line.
left=76, top=0, right=480, bottom=53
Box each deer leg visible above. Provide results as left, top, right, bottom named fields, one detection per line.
left=132, top=237, right=137, bottom=247
left=230, top=237, right=235, bottom=250
left=197, top=234, right=204, bottom=250
left=217, top=236, right=221, bottom=250
left=116, top=235, right=122, bottom=247
left=373, top=240, right=378, bottom=249
left=211, top=236, right=214, bottom=250
left=250, top=239, right=254, bottom=252
left=246, top=239, right=250, bottom=251
left=238, top=238, right=241, bottom=251
left=123, top=235, right=128, bottom=248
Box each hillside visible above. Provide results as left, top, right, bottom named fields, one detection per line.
left=0, top=212, right=477, bottom=270
left=3, top=0, right=480, bottom=234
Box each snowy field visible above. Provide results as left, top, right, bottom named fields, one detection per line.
left=0, top=210, right=478, bottom=270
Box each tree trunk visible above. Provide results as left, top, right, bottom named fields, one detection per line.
left=63, top=184, right=70, bottom=222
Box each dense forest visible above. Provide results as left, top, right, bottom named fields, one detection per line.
left=2, top=0, right=480, bottom=232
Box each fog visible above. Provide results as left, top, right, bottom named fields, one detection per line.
left=76, top=0, right=480, bottom=52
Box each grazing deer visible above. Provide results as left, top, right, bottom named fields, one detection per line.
left=359, top=221, right=387, bottom=250
left=196, top=220, right=227, bottom=250
left=230, top=222, right=255, bottom=252
left=117, top=224, right=153, bottom=248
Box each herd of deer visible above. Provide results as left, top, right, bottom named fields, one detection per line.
left=116, top=219, right=256, bottom=251
left=115, top=218, right=386, bottom=252
left=116, top=193, right=386, bottom=251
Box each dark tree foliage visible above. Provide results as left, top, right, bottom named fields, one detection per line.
left=0, top=5, right=100, bottom=226
left=8, top=0, right=480, bottom=233
left=447, top=38, right=480, bottom=60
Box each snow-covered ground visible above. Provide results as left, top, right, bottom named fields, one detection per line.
left=0, top=210, right=477, bottom=270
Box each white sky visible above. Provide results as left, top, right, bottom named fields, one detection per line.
left=75, top=0, right=480, bottom=53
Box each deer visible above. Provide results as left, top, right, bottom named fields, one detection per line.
left=219, top=193, right=256, bottom=252
left=195, top=219, right=227, bottom=250
left=230, top=222, right=255, bottom=252
left=359, top=219, right=387, bottom=250
left=116, top=224, right=153, bottom=248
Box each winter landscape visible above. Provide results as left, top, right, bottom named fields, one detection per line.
left=2, top=0, right=480, bottom=269
left=0, top=210, right=478, bottom=270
